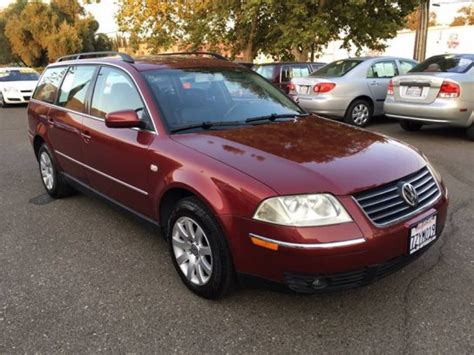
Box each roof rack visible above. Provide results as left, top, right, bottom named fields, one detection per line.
left=156, top=52, right=228, bottom=61
left=56, top=51, right=134, bottom=63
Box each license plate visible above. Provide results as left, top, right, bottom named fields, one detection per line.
left=409, top=214, right=437, bottom=254
left=299, top=85, right=311, bottom=94
left=406, top=86, right=423, bottom=97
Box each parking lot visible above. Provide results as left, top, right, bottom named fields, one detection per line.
left=0, top=106, right=473, bottom=353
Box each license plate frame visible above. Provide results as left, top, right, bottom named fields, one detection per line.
left=408, top=213, right=437, bottom=255
left=406, top=86, right=423, bottom=97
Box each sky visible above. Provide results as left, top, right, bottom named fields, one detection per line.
left=0, top=0, right=472, bottom=35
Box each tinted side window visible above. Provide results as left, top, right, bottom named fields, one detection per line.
left=91, top=67, right=150, bottom=126
left=367, top=61, right=398, bottom=79
left=32, top=66, right=68, bottom=103
left=399, top=60, right=417, bottom=74
left=58, top=66, right=96, bottom=113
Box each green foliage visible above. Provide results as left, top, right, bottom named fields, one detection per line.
left=451, top=5, right=474, bottom=26
left=0, top=0, right=112, bottom=66
left=116, top=0, right=418, bottom=61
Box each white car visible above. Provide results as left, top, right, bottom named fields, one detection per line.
left=0, top=67, right=40, bottom=107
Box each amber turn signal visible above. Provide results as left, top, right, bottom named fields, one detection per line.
left=250, top=236, right=279, bottom=251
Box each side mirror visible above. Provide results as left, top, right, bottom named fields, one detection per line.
left=105, top=110, right=145, bottom=129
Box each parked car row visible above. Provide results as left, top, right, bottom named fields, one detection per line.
left=280, top=53, right=474, bottom=140
left=27, top=51, right=448, bottom=298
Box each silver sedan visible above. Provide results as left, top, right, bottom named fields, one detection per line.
left=289, top=56, right=417, bottom=127
left=384, top=54, right=474, bottom=141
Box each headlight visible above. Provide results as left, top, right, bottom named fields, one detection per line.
left=253, top=194, right=352, bottom=227
left=2, top=86, right=16, bottom=93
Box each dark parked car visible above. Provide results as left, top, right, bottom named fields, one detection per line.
left=28, top=51, right=448, bottom=299
left=254, top=62, right=326, bottom=93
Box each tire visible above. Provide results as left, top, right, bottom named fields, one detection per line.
left=167, top=197, right=235, bottom=299
left=400, top=120, right=423, bottom=132
left=466, top=124, right=474, bottom=141
left=0, top=93, right=7, bottom=108
left=38, top=144, right=74, bottom=198
left=344, top=99, right=373, bottom=127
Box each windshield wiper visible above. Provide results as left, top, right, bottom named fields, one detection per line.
left=244, top=112, right=309, bottom=123
left=169, top=120, right=247, bottom=133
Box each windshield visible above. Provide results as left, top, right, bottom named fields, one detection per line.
left=310, top=59, right=362, bottom=77
left=142, top=67, right=304, bottom=132
left=409, top=54, right=474, bottom=73
left=254, top=65, right=275, bottom=80
left=0, top=69, right=40, bottom=82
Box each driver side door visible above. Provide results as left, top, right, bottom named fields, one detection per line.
left=81, top=65, right=156, bottom=218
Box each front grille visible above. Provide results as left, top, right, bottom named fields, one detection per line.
left=354, top=167, right=440, bottom=226
left=20, top=90, right=32, bottom=93
left=23, top=96, right=31, bottom=101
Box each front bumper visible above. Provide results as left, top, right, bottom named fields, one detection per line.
left=384, top=97, right=473, bottom=127
left=3, top=92, right=32, bottom=104
left=221, top=185, right=448, bottom=293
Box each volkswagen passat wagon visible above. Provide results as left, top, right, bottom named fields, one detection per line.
left=27, top=51, right=448, bottom=299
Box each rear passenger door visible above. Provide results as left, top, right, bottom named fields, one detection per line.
left=367, top=60, right=398, bottom=114
left=81, top=66, right=155, bottom=218
left=44, top=65, right=96, bottom=182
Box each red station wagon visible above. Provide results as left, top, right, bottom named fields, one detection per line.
left=28, top=51, right=448, bottom=299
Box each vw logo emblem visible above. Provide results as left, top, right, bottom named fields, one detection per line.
left=400, top=182, right=418, bottom=207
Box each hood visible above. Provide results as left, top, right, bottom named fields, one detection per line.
left=0, top=80, right=37, bottom=91
left=171, top=117, right=426, bottom=196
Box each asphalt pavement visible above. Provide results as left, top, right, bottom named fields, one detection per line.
left=1, top=106, right=473, bottom=353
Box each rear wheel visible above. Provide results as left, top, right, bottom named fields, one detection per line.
left=167, top=197, right=235, bottom=299
left=466, top=124, right=474, bottom=141
left=38, top=144, right=74, bottom=198
left=400, top=120, right=423, bottom=132
left=344, top=99, right=373, bottom=127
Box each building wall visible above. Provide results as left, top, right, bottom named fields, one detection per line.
left=318, top=25, right=474, bottom=63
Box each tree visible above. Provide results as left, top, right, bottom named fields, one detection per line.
left=116, top=0, right=418, bottom=62
left=405, top=9, right=438, bottom=31
left=0, top=0, right=112, bottom=66
left=450, top=5, right=474, bottom=26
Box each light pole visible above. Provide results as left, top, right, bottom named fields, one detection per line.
left=413, top=0, right=430, bottom=61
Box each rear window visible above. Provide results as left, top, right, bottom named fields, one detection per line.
left=410, top=54, right=474, bottom=74
left=0, top=69, right=39, bottom=82
left=310, top=59, right=362, bottom=77
left=32, top=66, right=68, bottom=104
left=254, top=65, right=275, bottom=80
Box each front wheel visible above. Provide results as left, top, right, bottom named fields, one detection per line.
left=400, top=120, right=423, bottom=132
left=0, top=93, right=7, bottom=108
left=344, top=99, right=373, bottom=127
left=167, top=197, right=235, bottom=299
left=38, top=144, right=74, bottom=198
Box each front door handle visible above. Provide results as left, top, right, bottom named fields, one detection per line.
left=81, top=131, right=92, bottom=143
left=47, top=117, right=54, bottom=126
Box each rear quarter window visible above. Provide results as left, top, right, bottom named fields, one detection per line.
left=32, top=66, right=68, bottom=104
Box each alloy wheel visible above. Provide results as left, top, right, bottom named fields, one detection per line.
left=352, top=104, right=369, bottom=126
left=40, top=151, right=54, bottom=190
left=172, top=216, right=213, bottom=286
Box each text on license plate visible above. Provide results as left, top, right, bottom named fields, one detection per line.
left=409, top=214, right=437, bottom=254
left=299, top=85, right=311, bottom=94
left=406, top=86, right=423, bottom=97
